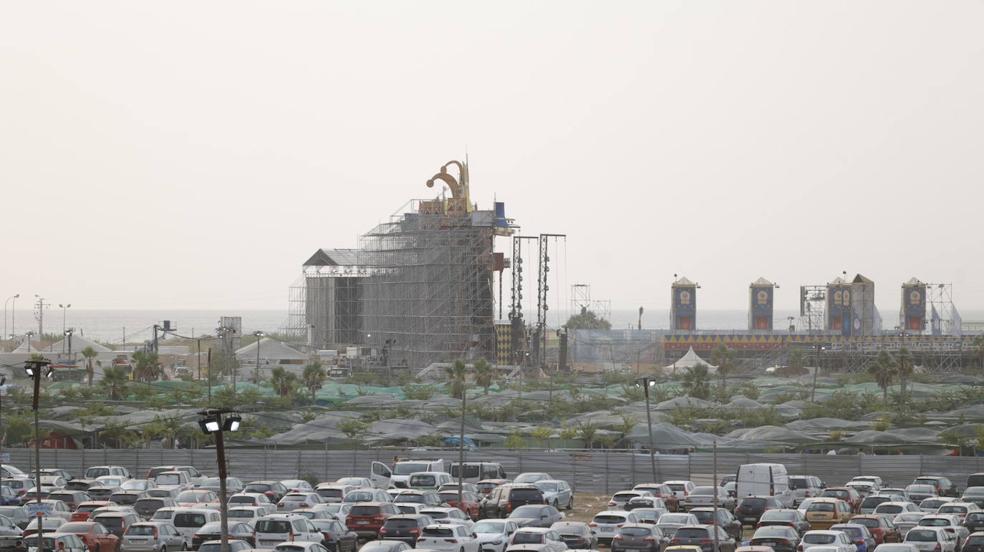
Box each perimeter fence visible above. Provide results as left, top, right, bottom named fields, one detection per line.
left=6, top=448, right=984, bottom=494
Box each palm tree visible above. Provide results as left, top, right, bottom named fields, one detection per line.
left=81, top=346, right=98, bottom=386
left=131, top=350, right=160, bottom=382
left=100, top=366, right=129, bottom=400
left=446, top=360, right=466, bottom=399
left=338, top=418, right=368, bottom=472
left=303, top=362, right=326, bottom=401
left=577, top=422, right=598, bottom=449
left=682, top=363, right=711, bottom=399
left=270, top=367, right=296, bottom=398
left=473, top=359, right=493, bottom=395
left=869, top=351, right=896, bottom=402
left=711, top=345, right=735, bottom=397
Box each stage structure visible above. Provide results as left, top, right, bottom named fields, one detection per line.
left=748, top=277, right=776, bottom=331
left=670, top=276, right=698, bottom=331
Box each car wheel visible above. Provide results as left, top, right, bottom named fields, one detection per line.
left=160, top=546, right=166, bottom=552
left=567, top=497, right=574, bottom=510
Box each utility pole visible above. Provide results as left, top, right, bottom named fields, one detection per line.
left=24, top=358, right=52, bottom=552
left=197, top=409, right=241, bottom=552
left=457, top=363, right=467, bottom=509
left=58, top=304, right=71, bottom=353
left=638, top=376, right=659, bottom=483
left=713, top=439, right=720, bottom=552
left=253, top=331, right=264, bottom=383
left=34, top=296, right=46, bottom=340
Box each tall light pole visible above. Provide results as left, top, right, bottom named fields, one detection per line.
left=198, top=409, right=241, bottom=552
left=0, top=375, right=7, bottom=463
left=58, top=304, right=71, bottom=353
left=34, top=295, right=46, bottom=341
left=26, top=331, right=35, bottom=354
left=24, top=358, right=53, bottom=552
left=3, top=294, right=19, bottom=348
left=637, top=376, right=659, bottom=483
left=252, top=332, right=264, bottom=383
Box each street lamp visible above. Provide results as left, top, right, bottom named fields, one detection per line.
left=58, top=304, right=71, bottom=353
left=198, top=409, right=241, bottom=552
left=3, top=294, right=19, bottom=348
left=24, top=358, right=53, bottom=552
left=26, top=331, right=35, bottom=354
left=636, top=376, right=659, bottom=483
left=252, top=332, right=264, bottom=383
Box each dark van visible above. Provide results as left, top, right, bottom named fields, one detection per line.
left=479, top=484, right=544, bottom=518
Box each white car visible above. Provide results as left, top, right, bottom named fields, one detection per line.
left=416, top=524, right=481, bottom=552
left=315, top=484, right=358, bottom=504
left=278, top=493, right=322, bottom=512
left=505, top=527, right=567, bottom=552
left=121, top=480, right=157, bottom=493
left=533, top=481, right=573, bottom=511
left=663, top=481, right=696, bottom=500
left=936, top=502, right=980, bottom=520
left=919, top=498, right=955, bottom=514
left=513, top=474, right=553, bottom=485
left=343, top=489, right=392, bottom=503
left=851, top=477, right=885, bottom=488
left=875, top=502, right=924, bottom=518
left=280, top=480, right=316, bottom=493
left=254, top=514, right=323, bottom=548
left=590, top=510, right=639, bottom=544
left=872, top=546, right=919, bottom=552
left=272, top=542, right=331, bottom=552
left=472, top=519, right=519, bottom=552
left=904, top=527, right=958, bottom=552
left=227, top=506, right=268, bottom=527
left=419, top=508, right=474, bottom=531
left=800, top=530, right=856, bottom=552
left=334, top=477, right=373, bottom=489
left=893, top=512, right=925, bottom=537
left=228, top=493, right=276, bottom=514
left=154, top=472, right=191, bottom=492
left=916, top=515, right=968, bottom=548
left=607, top=491, right=652, bottom=510
left=654, top=513, right=697, bottom=539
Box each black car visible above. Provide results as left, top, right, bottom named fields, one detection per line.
left=193, top=521, right=255, bottom=549
left=913, top=476, right=959, bottom=498
left=966, top=513, right=984, bottom=534
left=244, top=480, right=288, bottom=503
left=612, top=524, right=667, bottom=552
left=690, top=507, right=742, bottom=541
left=735, top=496, right=783, bottom=526
left=310, top=518, right=358, bottom=552
left=963, top=532, right=984, bottom=552
left=379, top=515, right=433, bottom=547
left=749, top=525, right=800, bottom=552
left=669, top=525, right=737, bottom=552
left=480, top=484, right=545, bottom=519
left=507, top=504, right=563, bottom=528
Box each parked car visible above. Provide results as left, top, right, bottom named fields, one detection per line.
left=48, top=491, right=91, bottom=512
left=874, top=503, right=923, bottom=518
left=749, top=525, right=801, bottom=552
left=85, top=467, right=131, bottom=480
left=353, top=541, right=410, bottom=552
left=394, top=490, right=445, bottom=509
left=93, top=511, right=143, bottom=539
left=228, top=492, right=275, bottom=513
left=805, top=499, right=853, bottom=530
left=417, top=524, right=480, bottom=552
left=278, top=492, right=323, bottom=512
left=481, top=485, right=546, bottom=519
left=655, top=513, right=699, bottom=539
left=309, top=518, right=358, bottom=552
left=473, top=519, right=520, bottom=552
left=830, top=524, right=876, bottom=552
left=609, top=491, right=654, bottom=510
left=477, top=480, right=510, bottom=497
left=504, top=527, right=565, bottom=552
left=168, top=509, right=222, bottom=542
left=966, top=512, right=984, bottom=534
left=916, top=515, right=968, bottom=549
left=280, top=480, right=316, bottom=493
left=253, top=514, right=323, bottom=548
left=0, top=505, right=31, bottom=529
left=892, top=513, right=924, bottom=538
left=860, top=495, right=899, bottom=515
left=848, top=514, right=900, bottom=544
left=379, top=514, right=434, bottom=546
left=799, top=530, right=856, bottom=552
left=174, top=490, right=218, bottom=509
left=689, top=507, right=741, bottom=540
left=757, top=509, right=810, bottom=535
left=820, top=489, right=862, bottom=513
left=347, top=502, right=402, bottom=538
left=532, top=481, right=573, bottom=511
left=611, top=523, right=668, bottom=552
left=121, top=480, right=156, bottom=494
left=665, top=482, right=697, bottom=501
left=506, top=505, right=563, bottom=529
left=635, top=484, right=681, bottom=512
left=683, top=487, right=734, bottom=512
left=846, top=482, right=879, bottom=499
left=314, top=484, right=357, bottom=504
left=919, top=498, right=955, bottom=514
left=913, top=477, right=958, bottom=499
left=736, top=496, right=784, bottom=526
left=438, top=491, right=482, bottom=520
left=903, top=527, right=958, bottom=552
left=59, top=521, right=121, bottom=552
left=192, top=521, right=255, bottom=549
left=227, top=506, right=268, bottom=527
left=408, top=473, right=454, bottom=491
left=513, top=474, right=552, bottom=485
left=0, top=514, right=21, bottom=549
left=244, top=481, right=288, bottom=503
left=905, top=485, right=939, bottom=504
left=668, top=525, right=736, bottom=552
left=626, top=496, right=668, bottom=512
left=23, top=532, right=88, bottom=552
left=963, top=532, right=984, bottom=552
left=631, top=507, right=667, bottom=525
left=550, top=521, right=595, bottom=550
left=134, top=498, right=177, bottom=521
left=195, top=478, right=243, bottom=495
left=591, top=510, right=642, bottom=545
left=198, top=541, right=252, bottom=552
left=936, top=502, right=979, bottom=521
left=343, top=489, right=392, bottom=504
left=790, top=477, right=826, bottom=506
left=120, top=521, right=187, bottom=552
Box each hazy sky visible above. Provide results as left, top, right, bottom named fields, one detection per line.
left=2, top=1, right=983, bottom=318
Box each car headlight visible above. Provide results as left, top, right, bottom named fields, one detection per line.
left=491, top=540, right=503, bottom=545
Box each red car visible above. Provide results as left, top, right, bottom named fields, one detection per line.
left=59, top=521, right=121, bottom=552
left=438, top=491, right=482, bottom=521
left=849, top=515, right=900, bottom=545
left=345, top=502, right=401, bottom=539
left=476, top=479, right=509, bottom=496
left=71, top=501, right=114, bottom=522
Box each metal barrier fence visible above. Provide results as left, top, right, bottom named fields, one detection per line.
left=6, top=448, right=984, bottom=494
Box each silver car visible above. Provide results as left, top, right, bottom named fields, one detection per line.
left=120, top=522, right=188, bottom=552
left=534, top=481, right=573, bottom=511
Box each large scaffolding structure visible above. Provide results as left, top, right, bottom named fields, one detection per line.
left=287, top=160, right=514, bottom=371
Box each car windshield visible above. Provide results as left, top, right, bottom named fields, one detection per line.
left=619, top=527, right=651, bottom=537
left=229, top=510, right=255, bottom=519
left=809, top=503, right=836, bottom=513
left=229, top=496, right=256, bottom=504
left=283, top=495, right=308, bottom=502
left=909, top=486, right=935, bottom=494
left=675, top=528, right=710, bottom=539
left=536, top=482, right=559, bottom=492
left=596, top=515, right=628, bottom=524
left=152, top=510, right=173, bottom=520
left=410, top=475, right=436, bottom=487
left=510, top=489, right=542, bottom=501
left=177, top=491, right=208, bottom=502
left=919, top=519, right=950, bottom=527
left=423, top=527, right=455, bottom=537
left=94, top=517, right=122, bottom=528
left=345, top=491, right=374, bottom=502
left=878, top=506, right=904, bottom=514
left=511, top=506, right=543, bottom=517
left=938, top=505, right=965, bottom=513
left=659, top=514, right=691, bottom=524
left=790, top=478, right=809, bottom=489
left=127, top=526, right=157, bottom=536
left=513, top=531, right=546, bottom=544
left=350, top=506, right=382, bottom=516
left=668, top=484, right=686, bottom=492
left=756, top=527, right=792, bottom=537
left=474, top=521, right=505, bottom=533
left=740, top=498, right=767, bottom=508
left=174, top=513, right=207, bottom=527
left=157, top=475, right=183, bottom=486
left=853, top=519, right=878, bottom=528
left=835, top=527, right=862, bottom=539
left=256, top=520, right=292, bottom=533
left=762, top=511, right=795, bottom=521
left=825, top=491, right=849, bottom=499
left=245, top=484, right=271, bottom=493
left=273, top=546, right=307, bottom=552
left=907, top=530, right=939, bottom=542
left=691, top=487, right=716, bottom=496
left=804, top=534, right=836, bottom=544
left=394, top=463, right=430, bottom=475
left=863, top=497, right=891, bottom=507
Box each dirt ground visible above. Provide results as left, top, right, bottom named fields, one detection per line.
left=567, top=493, right=616, bottom=523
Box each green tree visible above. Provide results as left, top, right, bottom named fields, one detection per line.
left=2, top=413, right=34, bottom=445
left=578, top=422, right=598, bottom=449
left=302, top=362, right=326, bottom=401
left=711, top=345, right=735, bottom=397
left=473, top=359, right=494, bottom=395
left=504, top=431, right=524, bottom=449
left=271, top=367, right=298, bottom=398
left=131, top=350, right=161, bottom=382
left=446, top=360, right=467, bottom=400
left=100, top=366, right=130, bottom=400
left=618, top=414, right=636, bottom=443
left=869, top=351, right=897, bottom=402
left=338, top=419, right=368, bottom=469
left=81, top=346, right=98, bottom=386
left=565, top=307, right=611, bottom=330
left=681, top=363, right=711, bottom=399
left=530, top=426, right=553, bottom=449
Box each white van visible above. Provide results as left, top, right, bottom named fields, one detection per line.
left=254, top=514, right=323, bottom=547
left=450, top=462, right=507, bottom=484
left=735, top=463, right=794, bottom=507
left=168, top=508, right=221, bottom=540
left=408, top=472, right=454, bottom=490
left=390, top=459, right=450, bottom=488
